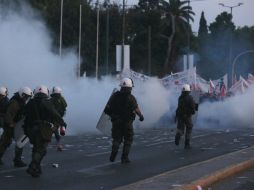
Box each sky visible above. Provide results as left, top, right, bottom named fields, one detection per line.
left=191, top=0, right=254, bottom=32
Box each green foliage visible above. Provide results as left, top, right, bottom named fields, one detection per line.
left=197, top=11, right=254, bottom=80
left=198, top=11, right=208, bottom=41
left=158, top=0, right=195, bottom=73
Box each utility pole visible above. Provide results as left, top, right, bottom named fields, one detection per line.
left=187, top=0, right=190, bottom=68
left=105, top=0, right=109, bottom=75
left=219, top=2, right=243, bottom=85
left=148, top=25, right=151, bottom=75
left=59, top=0, right=63, bottom=58
left=186, top=0, right=206, bottom=68
left=121, top=0, right=126, bottom=71
left=78, top=4, right=82, bottom=78
left=96, top=0, right=100, bottom=79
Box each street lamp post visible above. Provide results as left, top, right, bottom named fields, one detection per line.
left=186, top=0, right=205, bottom=68
left=121, top=0, right=126, bottom=71
left=231, top=50, right=254, bottom=85
left=105, top=1, right=109, bottom=75
left=78, top=4, right=82, bottom=78
left=219, top=2, right=243, bottom=84
left=96, top=0, right=100, bottom=79
left=59, top=0, right=63, bottom=58
left=187, top=0, right=190, bottom=67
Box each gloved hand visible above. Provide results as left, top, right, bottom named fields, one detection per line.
left=139, top=115, right=144, bottom=122
left=60, top=120, right=67, bottom=129
left=60, top=126, right=66, bottom=136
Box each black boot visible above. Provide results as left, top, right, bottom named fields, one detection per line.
left=0, top=159, right=3, bottom=166
left=121, top=144, right=131, bottom=164
left=110, top=142, right=119, bottom=162
left=26, top=162, right=40, bottom=178
left=14, top=160, right=27, bottom=167
left=121, top=156, right=131, bottom=164
left=175, top=134, right=181, bottom=146
left=184, top=139, right=191, bottom=149
left=13, top=147, right=27, bottom=167
left=109, top=151, right=118, bottom=162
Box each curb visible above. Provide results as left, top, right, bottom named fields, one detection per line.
left=113, top=146, right=254, bottom=190
left=174, top=159, right=254, bottom=190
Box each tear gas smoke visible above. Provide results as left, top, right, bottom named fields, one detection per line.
left=2, top=2, right=253, bottom=135
left=197, top=85, right=254, bottom=129
left=0, top=2, right=170, bottom=135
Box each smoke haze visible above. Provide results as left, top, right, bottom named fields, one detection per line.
left=197, top=86, right=254, bottom=130
left=1, top=2, right=254, bottom=136
left=0, top=2, right=170, bottom=135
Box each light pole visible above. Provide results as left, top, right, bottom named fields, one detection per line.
left=105, top=0, right=109, bottom=75
left=121, top=0, right=126, bottom=71
left=78, top=4, right=82, bottom=78
left=231, top=50, right=254, bottom=85
left=187, top=0, right=190, bottom=67
left=96, top=0, right=100, bottom=79
left=186, top=0, right=205, bottom=67
left=219, top=2, right=243, bottom=84
left=59, top=0, right=63, bottom=58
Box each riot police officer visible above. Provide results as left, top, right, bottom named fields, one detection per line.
left=0, top=87, right=33, bottom=167
left=104, top=78, right=144, bottom=164
left=24, top=85, right=66, bottom=177
left=0, top=87, right=9, bottom=130
left=50, top=86, right=67, bottom=151
left=175, top=84, right=196, bottom=149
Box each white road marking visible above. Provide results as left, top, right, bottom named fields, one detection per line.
left=86, top=151, right=111, bottom=157
left=145, top=134, right=210, bottom=147
left=77, top=161, right=120, bottom=173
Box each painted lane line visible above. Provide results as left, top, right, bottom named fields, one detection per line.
left=86, top=151, right=111, bottom=157
left=145, top=134, right=210, bottom=147
left=77, top=161, right=120, bottom=173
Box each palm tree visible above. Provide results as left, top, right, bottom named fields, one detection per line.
left=159, top=0, right=194, bottom=72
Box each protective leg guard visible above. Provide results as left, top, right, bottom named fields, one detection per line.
left=175, top=133, right=181, bottom=146
left=13, top=146, right=27, bottom=167
left=184, top=139, right=191, bottom=149
left=121, top=143, right=131, bottom=164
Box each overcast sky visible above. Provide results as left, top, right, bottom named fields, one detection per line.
left=122, top=0, right=254, bottom=32
left=191, top=0, right=254, bottom=32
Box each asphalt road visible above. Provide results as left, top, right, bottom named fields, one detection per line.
left=0, top=127, right=254, bottom=190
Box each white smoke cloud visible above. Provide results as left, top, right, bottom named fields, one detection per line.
left=197, top=85, right=254, bottom=129
left=132, top=78, right=170, bottom=128
left=0, top=2, right=171, bottom=135
left=4, top=1, right=253, bottom=136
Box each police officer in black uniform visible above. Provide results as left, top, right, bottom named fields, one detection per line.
left=0, top=87, right=9, bottom=130
left=24, top=85, right=66, bottom=177
left=104, top=78, right=144, bottom=164
left=50, top=86, right=67, bottom=151
left=0, top=87, right=33, bottom=167
left=175, top=84, right=196, bottom=149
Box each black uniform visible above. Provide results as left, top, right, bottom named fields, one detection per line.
left=175, top=91, right=196, bottom=149
left=104, top=88, right=138, bottom=163
left=0, top=93, right=27, bottom=167
left=24, top=93, right=65, bottom=177
left=0, top=96, right=9, bottom=128
left=50, top=94, right=67, bottom=144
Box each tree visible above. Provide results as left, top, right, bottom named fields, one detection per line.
left=198, top=11, right=208, bottom=41
left=159, top=0, right=195, bottom=73
left=127, top=3, right=163, bottom=75
left=138, top=0, right=159, bottom=11
left=208, top=12, right=235, bottom=77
